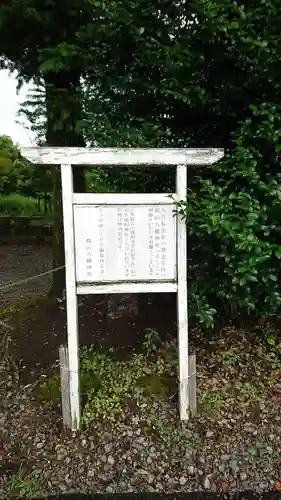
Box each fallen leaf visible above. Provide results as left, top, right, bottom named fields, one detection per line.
left=274, top=481, right=281, bottom=491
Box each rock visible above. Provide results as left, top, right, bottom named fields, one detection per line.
left=107, top=456, right=115, bottom=465
left=203, top=476, right=211, bottom=490
left=206, top=430, right=214, bottom=438
left=240, top=472, right=247, bottom=481
left=36, top=442, right=44, bottom=449
left=230, top=460, right=239, bottom=473
left=147, top=473, right=154, bottom=485
left=147, top=456, right=152, bottom=464
left=187, top=465, right=195, bottom=476
left=179, top=476, right=187, bottom=486
left=211, top=481, right=217, bottom=492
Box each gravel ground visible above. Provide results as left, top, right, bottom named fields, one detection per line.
left=1, top=245, right=281, bottom=498
left=1, top=326, right=281, bottom=498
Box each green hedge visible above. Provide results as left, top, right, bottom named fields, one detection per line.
left=0, top=193, right=43, bottom=216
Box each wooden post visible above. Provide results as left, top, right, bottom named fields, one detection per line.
left=61, top=164, right=80, bottom=430
left=22, top=147, right=224, bottom=428
left=59, top=345, right=71, bottom=428
left=188, top=354, right=197, bottom=417
left=176, top=163, right=189, bottom=420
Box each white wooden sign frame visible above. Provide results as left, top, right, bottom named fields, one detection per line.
left=22, top=147, right=224, bottom=430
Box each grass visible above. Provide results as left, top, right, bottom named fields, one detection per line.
left=6, top=464, right=41, bottom=499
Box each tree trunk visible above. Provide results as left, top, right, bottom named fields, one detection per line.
left=44, top=70, right=86, bottom=297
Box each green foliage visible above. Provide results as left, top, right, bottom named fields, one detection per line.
left=80, top=345, right=174, bottom=425
left=37, top=375, right=61, bottom=406
left=7, top=463, right=41, bottom=499
left=142, top=328, right=161, bottom=357
left=0, top=194, right=46, bottom=215
left=38, top=330, right=177, bottom=425
left=2, top=0, right=281, bottom=322
left=0, top=135, right=53, bottom=217
left=265, top=330, right=281, bottom=361
left=174, top=102, right=281, bottom=327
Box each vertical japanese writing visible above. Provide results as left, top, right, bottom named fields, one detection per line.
left=117, top=207, right=123, bottom=250
left=123, top=207, right=130, bottom=278
left=98, top=207, right=105, bottom=279
left=78, top=203, right=173, bottom=283
left=130, top=208, right=136, bottom=277
left=148, top=207, right=154, bottom=276
left=154, top=207, right=161, bottom=277
left=160, top=207, right=167, bottom=278
left=85, top=238, right=92, bottom=278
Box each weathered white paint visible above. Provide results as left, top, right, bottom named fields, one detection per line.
left=176, top=163, right=189, bottom=421
left=22, top=147, right=224, bottom=166
left=61, top=164, right=80, bottom=430
left=59, top=345, right=71, bottom=428
left=73, top=193, right=175, bottom=205
left=74, top=204, right=176, bottom=283
left=25, top=147, right=224, bottom=429
left=188, top=354, right=197, bottom=418
left=77, top=282, right=178, bottom=295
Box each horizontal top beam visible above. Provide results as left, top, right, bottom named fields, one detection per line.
left=21, top=147, right=224, bottom=166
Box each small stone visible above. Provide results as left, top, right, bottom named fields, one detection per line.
left=36, top=442, right=44, bottom=449
left=203, top=476, right=211, bottom=489
left=240, top=472, right=247, bottom=481
left=230, top=460, right=239, bottom=473
left=147, top=474, right=154, bottom=485
left=179, top=476, right=187, bottom=486
left=147, top=456, right=152, bottom=465
left=206, top=430, right=214, bottom=438
left=187, top=465, right=195, bottom=476
left=211, top=482, right=217, bottom=492
left=107, top=456, right=115, bottom=465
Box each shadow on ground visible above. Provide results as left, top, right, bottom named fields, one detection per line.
left=36, top=492, right=281, bottom=500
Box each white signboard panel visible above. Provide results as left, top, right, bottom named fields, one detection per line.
left=73, top=204, right=176, bottom=282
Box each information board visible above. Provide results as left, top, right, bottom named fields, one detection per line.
left=73, top=204, right=176, bottom=282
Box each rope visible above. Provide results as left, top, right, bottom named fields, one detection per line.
left=0, top=265, right=65, bottom=292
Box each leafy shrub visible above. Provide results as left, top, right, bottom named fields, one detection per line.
left=176, top=103, right=281, bottom=328
left=0, top=193, right=41, bottom=215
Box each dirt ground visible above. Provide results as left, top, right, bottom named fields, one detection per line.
left=0, top=243, right=53, bottom=307
left=0, top=243, right=177, bottom=382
